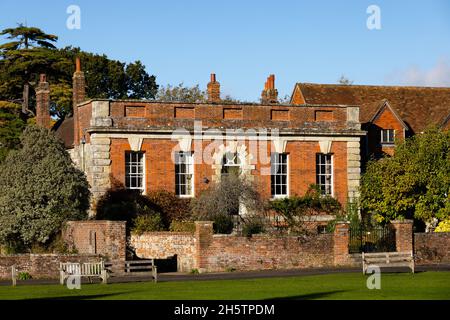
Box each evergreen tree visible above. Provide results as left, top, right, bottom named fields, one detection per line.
left=0, top=126, right=90, bottom=251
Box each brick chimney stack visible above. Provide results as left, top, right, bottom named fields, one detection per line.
left=207, top=73, right=221, bottom=103
left=35, top=74, right=51, bottom=129
left=73, top=56, right=86, bottom=145
left=261, top=74, right=278, bottom=104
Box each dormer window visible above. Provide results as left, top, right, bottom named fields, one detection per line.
left=381, top=129, right=395, bottom=144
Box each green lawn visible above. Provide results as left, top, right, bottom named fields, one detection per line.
left=1, top=272, right=450, bottom=300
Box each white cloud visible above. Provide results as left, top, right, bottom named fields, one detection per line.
left=385, top=58, right=450, bottom=87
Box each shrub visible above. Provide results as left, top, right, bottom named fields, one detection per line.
left=0, top=126, right=90, bottom=251
left=191, top=174, right=266, bottom=234
left=147, top=190, right=192, bottom=228
left=241, top=215, right=266, bottom=237
left=96, top=179, right=158, bottom=228
left=270, top=184, right=342, bottom=234
left=435, top=219, right=450, bottom=232
left=18, top=272, right=32, bottom=280
left=213, top=214, right=234, bottom=234
left=169, top=220, right=196, bottom=233
left=132, top=214, right=164, bottom=235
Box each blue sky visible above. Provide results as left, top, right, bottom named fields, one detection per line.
left=1, top=0, right=449, bottom=101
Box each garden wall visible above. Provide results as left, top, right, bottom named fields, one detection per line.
left=201, top=233, right=334, bottom=272
left=130, top=222, right=340, bottom=272
left=414, top=232, right=450, bottom=265
left=130, top=232, right=196, bottom=272
left=62, top=220, right=126, bottom=263
left=0, top=254, right=101, bottom=279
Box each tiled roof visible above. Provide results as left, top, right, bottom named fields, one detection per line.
left=292, top=83, right=450, bottom=133
left=53, top=117, right=74, bottom=148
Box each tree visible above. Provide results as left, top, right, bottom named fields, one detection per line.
left=191, top=174, right=266, bottom=233
left=156, top=83, right=207, bottom=103
left=360, top=126, right=450, bottom=225
left=0, top=126, right=90, bottom=251
left=0, top=24, right=57, bottom=51
left=126, top=60, right=157, bottom=99
left=0, top=101, right=26, bottom=162
left=338, top=74, right=353, bottom=85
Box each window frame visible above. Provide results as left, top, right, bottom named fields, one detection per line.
left=380, top=129, right=395, bottom=144
left=175, top=151, right=195, bottom=198
left=316, top=153, right=333, bottom=197
left=221, top=152, right=242, bottom=177
left=270, top=152, right=289, bottom=198
left=125, top=151, right=146, bottom=194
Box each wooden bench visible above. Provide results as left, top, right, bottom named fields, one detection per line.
left=60, top=261, right=108, bottom=285
left=124, top=260, right=158, bottom=282
left=362, top=251, right=415, bottom=274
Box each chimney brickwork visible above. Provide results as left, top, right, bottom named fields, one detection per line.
left=35, top=74, right=51, bottom=129
left=73, top=57, right=86, bottom=145
left=207, top=73, right=221, bottom=103
left=261, top=74, right=278, bottom=104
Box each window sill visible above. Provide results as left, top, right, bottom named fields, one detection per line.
left=177, top=195, right=194, bottom=199
left=270, top=195, right=289, bottom=201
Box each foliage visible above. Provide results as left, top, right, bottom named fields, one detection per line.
left=156, top=82, right=241, bottom=103
left=146, top=190, right=192, bottom=229
left=270, top=185, right=342, bottom=234
left=17, top=272, right=32, bottom=281
left=192, top=174, right=265, bottom=219
left=213, top=214, right=235, bottom=234
left=0, top=24, right=57, bottom=51
left=131, top=214, right=164, bottom=235
left=169, top=220, right=196, bottom=233
left=338, top=74, right=353, bottom=85
left=95, top=182, right=159, bottom=228
left=0, top=101, right=25, bottom=162
left=241, top=215, right=266, bottom=237
left=96, top=186, right=192, bottom=232
left=0, top=126, right=90, bottom=250
left=0, top=25, right=158, bottom=128
left=156, top=83, right=207, bottom=103
left=435, top=219, right=450, bottom=233
left=361, top=126, right=450, bottom=224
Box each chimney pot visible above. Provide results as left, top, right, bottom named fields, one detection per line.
left=210, top=73, right=216, bottom=83
left=75, top=57, right=81, bottom=72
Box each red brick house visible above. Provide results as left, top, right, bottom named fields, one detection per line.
left=34, top=60, right=449, bottom=219
left=290, top=83, right=450, bottom=161
left=40, top=62, right=364, bottom=217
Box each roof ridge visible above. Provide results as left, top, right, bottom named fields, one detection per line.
left=297, top=82, right=450, bottom=90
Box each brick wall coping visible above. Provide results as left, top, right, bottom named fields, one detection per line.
left=0, top=253, right=101, bottom=258
left=67, top=220, right=126, bottom=224
left=391, top=219, right=414, bottom=224
left=211, top=233, right=333, bottom=239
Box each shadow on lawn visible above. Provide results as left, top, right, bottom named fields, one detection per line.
left=267, top=290, right=349, bottom=300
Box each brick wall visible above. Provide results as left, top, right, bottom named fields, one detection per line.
left=63, top=221, right=126, bottom=263
left=130, top=222, right=339, bottom=273
left=414, top=232, right=450, bottom=265
left=200, top=233, right=334, bottom=272
left=0, top=254, right=100, bottom=279
left=130, top=232, right=196, bottom=272
left=391, top=220, right=413, bottom=253
left=108, top=138, right=349, bottom=204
